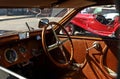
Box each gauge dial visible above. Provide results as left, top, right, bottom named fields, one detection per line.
left=4, top=49, right=18, bottom=63
left=19, top=46, right=26, bottom=53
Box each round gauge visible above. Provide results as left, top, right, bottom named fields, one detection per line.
left=4, top=48, right=18, bottom=63
left=19, top=46, right=26, bottom=53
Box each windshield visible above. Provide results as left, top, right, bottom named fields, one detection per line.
left=0, top=8, right=73, bottom=32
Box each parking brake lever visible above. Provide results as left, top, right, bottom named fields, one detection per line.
left=86, top=41, right=100, bottom=51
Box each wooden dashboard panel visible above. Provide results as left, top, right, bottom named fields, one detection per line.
left=0, top=33, right=43, bottom=67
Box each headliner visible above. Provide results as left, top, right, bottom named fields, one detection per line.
left=0, top=0, right=115, bottom=8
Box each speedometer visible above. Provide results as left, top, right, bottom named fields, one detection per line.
left=4, top=48, right=18, bottom=63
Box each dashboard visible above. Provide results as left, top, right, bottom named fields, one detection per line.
left=0, top=30, right=44, bottom=67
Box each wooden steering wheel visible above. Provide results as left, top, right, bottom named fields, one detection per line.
left=42, top=22, right=74, bottom=68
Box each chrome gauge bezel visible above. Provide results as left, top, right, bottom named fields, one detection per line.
left=4, top=48, right=18, bottom=63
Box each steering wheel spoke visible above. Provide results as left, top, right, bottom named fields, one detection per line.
left=48, top=42, right=59, bottom=51
left=48, top=38, right=69, bottom=51
left=60, top=38, right=69, bottom=44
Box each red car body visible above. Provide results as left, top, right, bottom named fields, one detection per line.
left=70, top=13, right=120, bottom=37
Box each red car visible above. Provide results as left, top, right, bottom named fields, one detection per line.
left=65, top=13, right=120, bottom=38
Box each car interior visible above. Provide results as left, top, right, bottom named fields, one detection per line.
left=0, top=0, right=119, bottom=79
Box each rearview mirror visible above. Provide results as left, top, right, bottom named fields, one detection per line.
left=38, top=18, right=49, bottom=28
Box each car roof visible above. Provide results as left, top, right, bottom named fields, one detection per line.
left=0, top=0, right=115, bottom=8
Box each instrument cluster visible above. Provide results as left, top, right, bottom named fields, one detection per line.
left=0, top=37, right=43, bottom=67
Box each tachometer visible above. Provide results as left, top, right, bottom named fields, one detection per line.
left=4, top=48, right=18, bottom=63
